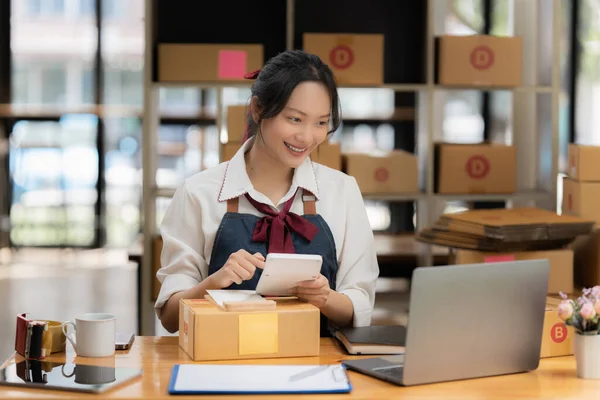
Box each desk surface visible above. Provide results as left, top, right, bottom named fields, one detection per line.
left=0, top=337, right=597, bottom=399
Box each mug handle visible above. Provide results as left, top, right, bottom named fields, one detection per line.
left=61, top=364, right=75, bottom=378
left=61, top=321, right=77, bottom=353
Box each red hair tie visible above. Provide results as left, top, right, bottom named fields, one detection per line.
left=243, top=69, right=261, bottom=79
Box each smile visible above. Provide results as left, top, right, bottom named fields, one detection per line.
left=285, top=142, right=307, bottom=153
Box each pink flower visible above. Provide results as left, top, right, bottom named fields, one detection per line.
left=594, top=299, right=600, bottom=316
left=592, top=286, right=600, bottom=298
left=557, top=301, right=574, bottom=321
left=581, top=302, right=596, bottom=320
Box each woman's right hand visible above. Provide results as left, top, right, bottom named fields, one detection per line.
left=209, top=250, right=265, bottom=288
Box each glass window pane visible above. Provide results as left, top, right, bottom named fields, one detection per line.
left=9, top=116, right=98, bottom=247
left=575, top=0, right=600, bottom=144
left=11, top=0, right=97, bottom=107
left=105, top=117, right=142, bottom=247
left=101, top=0, right=144, bottom=108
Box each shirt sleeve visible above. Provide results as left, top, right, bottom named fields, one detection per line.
left=335, top=176, right=380, bottom=327
left=154, top=182, right=208, bottom=316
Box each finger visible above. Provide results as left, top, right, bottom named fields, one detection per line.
left=296, top=279, right=323, bottom=288
left=243, top=252, right=265, bottom=269
left=253, top=252, right=265, bottom=261
left=296, top=287, right=326, bottom=296
left=232, top=262, right=254, bottom=280
left=226, top=268, right=243, bottom=285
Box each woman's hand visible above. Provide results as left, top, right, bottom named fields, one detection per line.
left=209, top=250, right=265, bottom=288
left=295, top=274, right=331, bottom=309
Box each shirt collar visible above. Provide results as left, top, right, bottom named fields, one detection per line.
left=218, top=138, right=320, bottom=203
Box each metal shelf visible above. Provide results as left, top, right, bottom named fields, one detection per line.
left=363, top=193, right=426, bottom=202
left=433, top=191, right=551, bottom=202
left=151, top=82, right=553, bottom=94
left=140, top=0, right=562, bottom=336
left=434, top=85, right=553, bottom=93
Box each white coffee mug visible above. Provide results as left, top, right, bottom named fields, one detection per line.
left=62, top=313, right=116, bottom=358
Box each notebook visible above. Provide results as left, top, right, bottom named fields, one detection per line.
left=334, top=325, right=406, bottom=355
left=168, top=364, right=352, bottom=395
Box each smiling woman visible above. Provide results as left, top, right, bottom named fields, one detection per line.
left=155, top=50, right=379, bottom=337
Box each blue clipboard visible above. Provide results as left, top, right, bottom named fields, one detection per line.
left=168, top=364, right=353, bottom=395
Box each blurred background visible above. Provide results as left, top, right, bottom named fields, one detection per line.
left=0, top=0, right=599, bottom=344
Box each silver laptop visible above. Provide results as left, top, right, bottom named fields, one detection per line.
left=343, top=259, right=549, bottom=386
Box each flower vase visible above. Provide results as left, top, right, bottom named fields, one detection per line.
left=574, top=332, right=600, bottom=379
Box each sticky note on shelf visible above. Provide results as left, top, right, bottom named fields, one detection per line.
left=238, top=313, right=278, bottom=355
left=484, top=254, right=516, bottom=263
left=218, top=50, right=247, bottom=79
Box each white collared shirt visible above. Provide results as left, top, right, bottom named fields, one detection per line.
left=155, top=138, right=380, bottom=327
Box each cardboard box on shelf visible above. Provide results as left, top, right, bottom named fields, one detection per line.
left=179, top=299, right=320, bottom=361
left=541, top=296, right=574, bottom=358
left=227, top=105, right=248, bottom=143
left=311, top=142, right=341, bottom=170
left=570, top=229, right=600, bottom=288
left=451, top=248, right=574, bottom=294
left=562, top=177, right=600, bottom=224
left=157, top=44, right=263, bottom=82
left=343, top=150, right=418, bottom=195
left=434, top=143, right=516, bottom=194
left=303, top=33, right=384, bottom=86
left=568, top=144, right=600, bottom=182
left=222, top=142, right=242, bottom=162
left=435, top=35, right=522, bottom=87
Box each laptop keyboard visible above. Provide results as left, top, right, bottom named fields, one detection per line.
left=374, top=366, right=404, bottom=378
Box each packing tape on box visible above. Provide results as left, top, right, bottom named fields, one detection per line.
left=238, top=313, right=279, bottom=355
left=334, top=35, right=355, bottom=46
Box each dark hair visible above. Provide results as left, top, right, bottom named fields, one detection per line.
left=245, top=50, right=341, bottom=141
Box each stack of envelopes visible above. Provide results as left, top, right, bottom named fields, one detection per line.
left=416, top=207, right=595, bottom=252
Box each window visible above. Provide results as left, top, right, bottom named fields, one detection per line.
left=575, top=0, right=600, bottom=145
left=9, top=116, right=98, bottom=247
left=27, top=0, right=65, bottom=16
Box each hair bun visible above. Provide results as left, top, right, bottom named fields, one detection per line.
left=243, top=69, right=261, bottom=79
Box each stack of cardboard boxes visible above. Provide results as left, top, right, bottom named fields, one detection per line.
left=419, top=207, right=595, bottom=360
left=563, top=144, right=600, bottom=288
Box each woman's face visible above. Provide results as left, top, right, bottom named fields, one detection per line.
left=254, top=81, right=331, bottom=169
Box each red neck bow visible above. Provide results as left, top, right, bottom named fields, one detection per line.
left=244, top=190, right=318, bottom=253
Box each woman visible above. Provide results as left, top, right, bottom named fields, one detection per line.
left=155, top=49, right=379, bottom=335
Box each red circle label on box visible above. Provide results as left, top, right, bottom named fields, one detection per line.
left=329, top=45, right=354, bottom=69
left=375, top=168, right=389, bottom=182
left=470, top=46, right=495, bottom=70
left=551, top=323, right=568, bottom=343
left=465, top=155, right=490, bottom=179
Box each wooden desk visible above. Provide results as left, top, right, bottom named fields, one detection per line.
left=1, top=337, right=597, bottom=399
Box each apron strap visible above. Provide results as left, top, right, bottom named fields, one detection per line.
left=226, top=190, right=317, bottom=215
left=302, top=190, right=317, bottom=215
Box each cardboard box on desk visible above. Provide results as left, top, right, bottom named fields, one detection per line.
left=568, top=144, right=600, bottom=181
left=303, top=33, right=384, bottom=86
left=435, top=35, right=522, bottom=87
left=179, top=299, right=320, bottom=361
left=562, top=177, right=600, bottom=224
left=434, top=143, right=516, bottom=194
left=451, top=248, right=574, bottom=294
left=311, top=142, right=341, bottom=170
left=343, top=150, right=418, bottom=195
left=158, top=44, right=263, bottom=82
left=541, top=297, right=574, bottom=358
